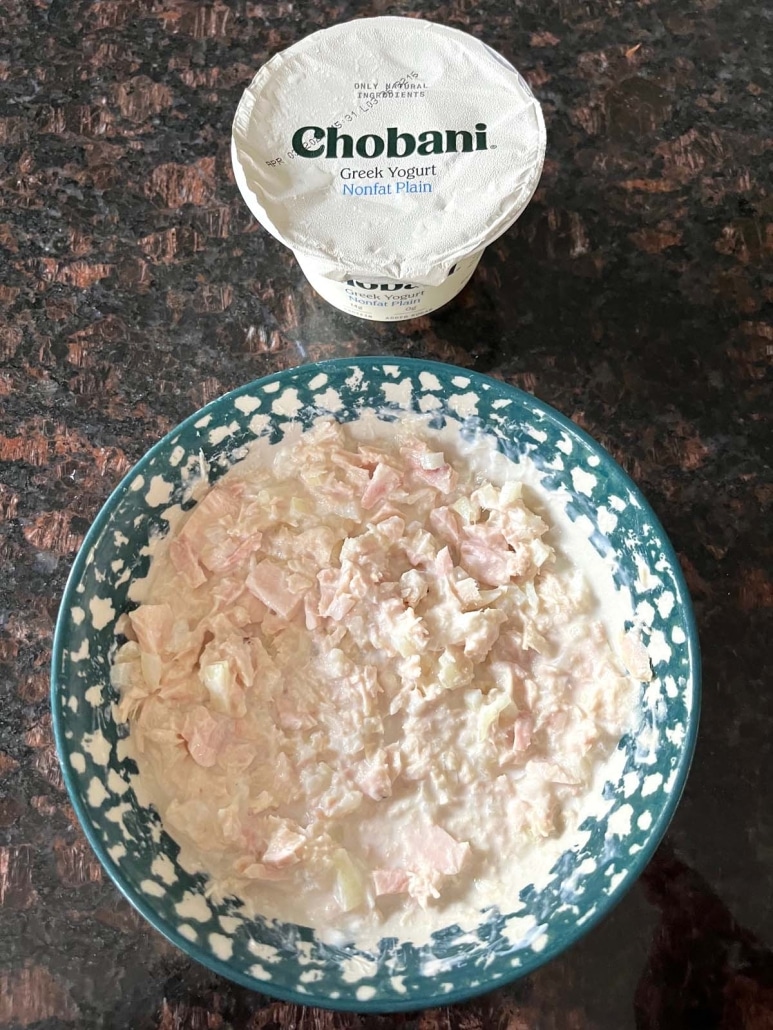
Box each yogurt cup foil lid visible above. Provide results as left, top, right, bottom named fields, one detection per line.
left=232, top=17, right=546, bottom=285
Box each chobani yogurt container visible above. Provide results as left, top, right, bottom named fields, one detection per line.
left=232, top=17, right=546, bottom=321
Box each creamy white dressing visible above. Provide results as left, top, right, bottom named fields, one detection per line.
left=112, top=414, right=646, bottom=949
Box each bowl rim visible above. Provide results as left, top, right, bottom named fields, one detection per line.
left=51, top=356, right=701, bottom=1012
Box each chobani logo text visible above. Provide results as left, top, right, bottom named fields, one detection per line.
left=292, top=124, right=489, bottom=159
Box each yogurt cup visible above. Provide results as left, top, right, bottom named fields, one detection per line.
left=231, top=17, right=546, bottom=321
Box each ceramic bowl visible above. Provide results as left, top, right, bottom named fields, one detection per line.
left=52, top=357, right=700, bottom=1011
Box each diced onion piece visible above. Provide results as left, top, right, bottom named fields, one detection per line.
left=472, top=483, right=500, bottom=510
left=499, top=481, right=523, bottom=506
left=478, top=689, right=513, bottom=740
left=109, top=660, right=140, bottom=689
left=332, top=848, right=366, bottom=912
left=201, top=661, right=245, bottom=717
left=438, top=649, right=472, bottom=690
left=140, top=651, right=162, bottom=690
left=531, top=539, right=553, bottom=568
left=522, top=621, right=548, bottom=654
left=419, top=451, right=446, bottom=471
left=113, top=640, right=141, bottom=664
left=288, top=497, right=312, bottom=526
left=451, top=496, right=479, bottom=524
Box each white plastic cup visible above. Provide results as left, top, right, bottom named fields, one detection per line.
left=293, top=248, right=485, bottom=322
left=231, top=17, right=546, bottom=321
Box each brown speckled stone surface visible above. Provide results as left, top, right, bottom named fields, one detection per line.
left=0, top=1, right=771, bottom=1027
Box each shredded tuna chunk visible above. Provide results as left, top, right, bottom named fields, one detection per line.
left=129, top=603, right=174, bottom=655
left=620, top=629, right=653, bottom=682
left=416, top=824, right=470, bottom=876
left=180, top=706, right=229, bottom=768
left=262, top=819, right=306, bottom=867
left=246, top=559, right=306, bottom=619
left=361, top=462, right=403, bottom=510
left=354, top=749, right=394, bottom=801
left=373, top=868, right=411, bottom=896
left=168, top=536, right=207, bottom=588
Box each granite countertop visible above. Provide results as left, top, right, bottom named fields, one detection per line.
left=1, top=0, right=771, bottom=1027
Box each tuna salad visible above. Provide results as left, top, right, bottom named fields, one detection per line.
left=111, top=416, right=648, bottom=938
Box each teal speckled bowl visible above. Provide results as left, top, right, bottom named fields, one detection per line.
left=51, top=358, right=700, bottom=1011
